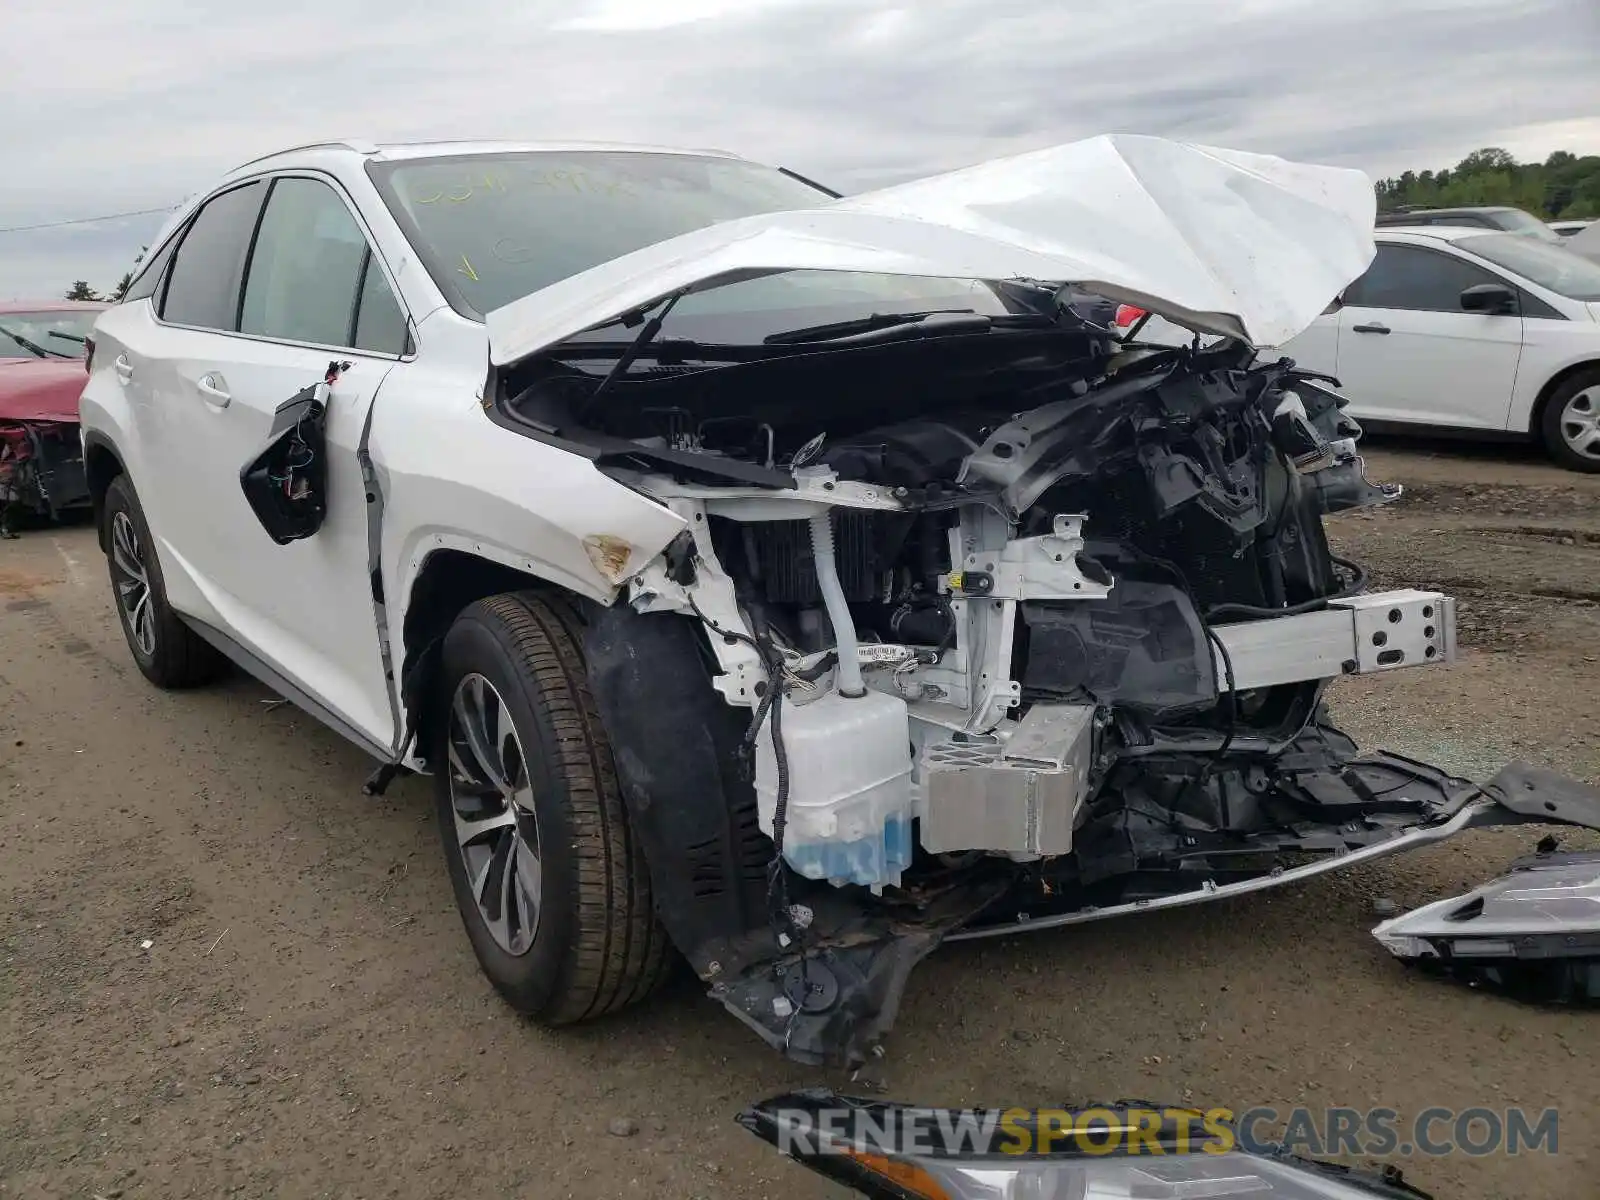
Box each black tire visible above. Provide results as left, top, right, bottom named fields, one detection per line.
left=1538, top=368, right=1600, bottom=473
left=102, top=474, right=227, bottom=688
left=433, top=591, right=670, bottom=1024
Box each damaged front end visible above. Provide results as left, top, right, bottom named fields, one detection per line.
left=477, top=139, right=1600, bottom=1067
left=494, top=319, right=1600, bottom=1068
left=0, top=419, right=89, bottom=536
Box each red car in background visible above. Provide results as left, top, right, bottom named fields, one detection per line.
left=0, top=300, right=105, bottom=535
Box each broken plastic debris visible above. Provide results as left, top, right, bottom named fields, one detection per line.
left=139, top=939, right=153, bottom=950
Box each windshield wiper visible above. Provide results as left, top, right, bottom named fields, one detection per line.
left=763, top=309, right=977, bottom=345
left=763, top=308, right=1060, bottom=346
left=0, top=322, right=71, bottom=359
left=48, top=330, right=87, bottom=346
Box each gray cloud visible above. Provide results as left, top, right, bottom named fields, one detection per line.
left=3, top=0, right=1595, bottom=299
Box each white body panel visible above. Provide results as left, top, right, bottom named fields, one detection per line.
left=1276, top=227, right=1600, bottom=437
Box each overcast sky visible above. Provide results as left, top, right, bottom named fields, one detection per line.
left=3, top=0, right=1596, bottom=301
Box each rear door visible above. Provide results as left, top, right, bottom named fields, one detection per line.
left=144, top=173, right=411, bottom=750
left=1331, top=242, right=1524, bottom=430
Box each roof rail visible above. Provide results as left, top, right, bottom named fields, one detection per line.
left=228, top=139, right=380, bottom=173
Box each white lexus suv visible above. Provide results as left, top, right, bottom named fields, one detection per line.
left=79, top=136, right=1600, bottom=1066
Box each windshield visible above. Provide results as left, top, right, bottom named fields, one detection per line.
left=1464, top=233, right=1600, bottom=300
left=0, top=309, right=99, bottom=359
left=367, top=151, right=1011, bottom=331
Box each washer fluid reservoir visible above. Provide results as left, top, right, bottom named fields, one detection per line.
left=754, top=688, right=913, bottom=889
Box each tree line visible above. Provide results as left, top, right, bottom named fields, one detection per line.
left=1375, top=147, right=1599, bottom=219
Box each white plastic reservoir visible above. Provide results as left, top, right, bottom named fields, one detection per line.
left=754, top=688, right=914, bottom=889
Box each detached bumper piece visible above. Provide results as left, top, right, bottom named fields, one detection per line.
left=1373, top=848, right=1600, bottom=1005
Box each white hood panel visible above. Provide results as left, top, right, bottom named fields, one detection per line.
left=485, top=134, right=1377, bottom=366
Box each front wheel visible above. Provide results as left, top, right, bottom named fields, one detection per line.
left=433, top=591, right=670, bottom=1024
left=1539, top=369, right=1600, bottom=473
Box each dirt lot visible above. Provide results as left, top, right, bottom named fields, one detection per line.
left=2, top=437, right=1598, bottom=1200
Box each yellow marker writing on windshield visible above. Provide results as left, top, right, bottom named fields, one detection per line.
left=458, top=255, right=479, bottom=283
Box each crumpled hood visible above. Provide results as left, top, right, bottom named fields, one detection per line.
left=0, top=358, right=86, bottom=424
left=486, top=133, right=1376, bottom=366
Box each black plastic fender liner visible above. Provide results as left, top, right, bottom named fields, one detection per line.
left=1477, top=761, right=1600, bottom=831
left=583, top=602, right=774, bottom=977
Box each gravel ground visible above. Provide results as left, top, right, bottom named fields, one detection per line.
left=2, top=438, right=1597, bottom=1200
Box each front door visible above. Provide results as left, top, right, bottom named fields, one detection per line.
left=140, top=173, right=412, bottom=750
left=1332, top=242, right=1524, bottom=430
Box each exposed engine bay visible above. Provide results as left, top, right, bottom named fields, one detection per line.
left=496, top=308, right=1600, bottom=1066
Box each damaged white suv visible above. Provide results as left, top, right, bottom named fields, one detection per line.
left=80, top=135, right=1600, bottom=1065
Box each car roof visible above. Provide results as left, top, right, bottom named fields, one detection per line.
left=1383, top=206, right=1516, bottom=216
left=0, top=299, right=108, bottom=315
left=228, top=137, right=746, bottom=176
left=1373, top=225, right=1504, bottom=245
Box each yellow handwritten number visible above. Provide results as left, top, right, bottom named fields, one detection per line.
left=458, top=255, right=480, bottom=283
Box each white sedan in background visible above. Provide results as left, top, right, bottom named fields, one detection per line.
left=1116, top=226, right=1600, bottom=471
left=1277, top=227, right=1600, bottom=472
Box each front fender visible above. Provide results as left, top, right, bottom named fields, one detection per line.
left=370, top=388, right=689, bottom=661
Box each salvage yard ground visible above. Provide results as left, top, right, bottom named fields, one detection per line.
left=2, top=438, right=1597, bottom=1200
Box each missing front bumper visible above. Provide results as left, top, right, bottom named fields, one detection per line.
left=712, top=756, right=1600, bottom=1067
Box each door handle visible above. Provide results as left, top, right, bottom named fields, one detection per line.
left=114, top=354, right=133, bottom=382
left=1352, top=323, right=1391, bottom=335
left=197, top=372, right=231, bottom=408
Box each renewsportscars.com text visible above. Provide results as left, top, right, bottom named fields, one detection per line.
left=771, top=1105, right=1560, bottom=1159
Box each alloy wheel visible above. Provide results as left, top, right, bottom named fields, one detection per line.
left=447, top=672, right=543, bottom=955
left=110, top=510, right=157, bottom=657
left=1559, top=386, right=1600, bottom=462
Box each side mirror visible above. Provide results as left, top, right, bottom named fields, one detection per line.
left=240, top=381, right=329, bottom=545
left=1460, top=282, right=1517, bottom=314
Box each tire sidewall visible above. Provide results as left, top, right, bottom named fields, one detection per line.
left=433, top=607, right=584, bottom=1015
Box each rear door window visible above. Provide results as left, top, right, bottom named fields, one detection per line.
left=159, top=182, right=266, bottom=329
left=1343, top=244, right=1503, bottom=312
left=239, top=176, right=407, bottom=354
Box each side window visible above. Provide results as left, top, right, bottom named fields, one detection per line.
left=1344, top=245, right=1502, bottom=312
left=353, top=254, right=409, bottom=354
left=240, top=177, right=407, bottom=354
left=121, top=237, right=178, bottom=304
left=160, top=182, right=266, bottom=329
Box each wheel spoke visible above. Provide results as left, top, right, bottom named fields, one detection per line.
left=111, top=514, right=145, bottom=583
left=513, top=842, right=542, bottom=923
left=453, top=678, right=508, bottom=792
left=454, top=804, right=516, bottom=850
left=447, top=737, right=501, bottom=799
left=499, top=836, right=521, bottom=943
left=133, top=590, right=156, bottom=655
